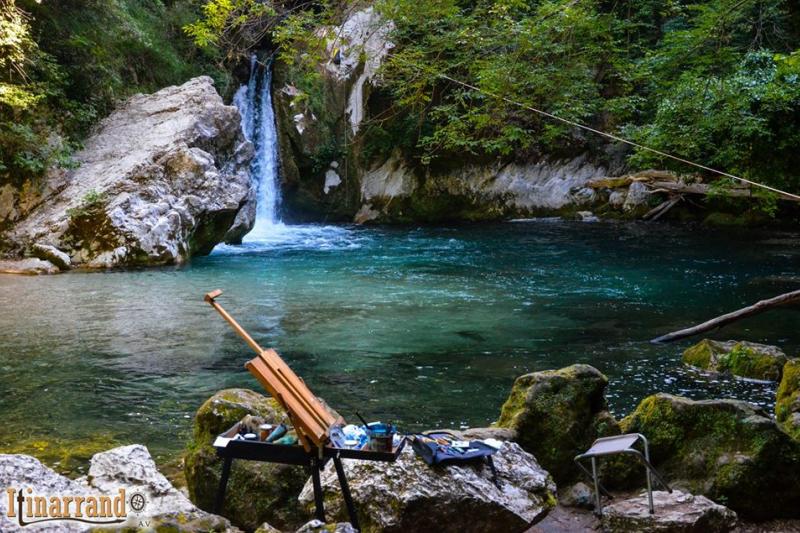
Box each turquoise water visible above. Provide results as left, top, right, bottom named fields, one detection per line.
left=1, top=221, right=798, bottom=468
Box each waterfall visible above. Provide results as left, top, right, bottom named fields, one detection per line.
left=233, top=55, right=282, bottom=239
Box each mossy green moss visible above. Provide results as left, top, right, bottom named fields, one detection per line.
left=496, top=364, right=620, bottom=482
left=621, top=393, right=800, bottom=520
left=776, top=359, right=800, bottom=441
left=682, top=339, right=787, bottom=381
left=184, top=388, right=309, bottom=531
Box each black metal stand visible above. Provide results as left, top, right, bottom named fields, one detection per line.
left=212, top=424, right=402, bottom=531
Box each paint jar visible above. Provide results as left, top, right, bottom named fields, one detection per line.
left=259, top=424, right=274, bottom=441
left=367, top=423, right=396, bottom=452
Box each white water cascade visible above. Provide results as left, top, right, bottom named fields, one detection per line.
left=215, top=55, right=355, bottom=254
left=233, top=55, right=282, bottom=240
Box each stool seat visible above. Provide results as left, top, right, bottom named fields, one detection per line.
left=574, top=432, right=671, bottom=517
left=584, top=434, right=640, bottom=456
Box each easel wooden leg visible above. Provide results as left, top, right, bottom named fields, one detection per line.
left=333, top=456, right=360, bottom=531
left=311, top=458, right=326, bottom=522
left=214, top=456, right=233, bottom=514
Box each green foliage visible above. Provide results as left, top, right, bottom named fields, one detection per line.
left=263, top=0, right=800, bottom=199
left=1, top=0, right=230, bottom=186
left=373, top=0, right=619, bottom=163
left=184, top=0, right=276, bottom=54
left=66, top=188, right=107, bottom=219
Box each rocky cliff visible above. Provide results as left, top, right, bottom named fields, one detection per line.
left=0, top=76, right=254, bottom=271
left=271, top=8, right=630, bottom=224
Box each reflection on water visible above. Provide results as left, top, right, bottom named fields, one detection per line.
left=0, top=221, right=798, bottom=468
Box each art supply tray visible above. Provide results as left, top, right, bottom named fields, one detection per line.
left=214, top=422, right=406, bottom=465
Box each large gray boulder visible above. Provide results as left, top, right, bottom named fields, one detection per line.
left=184, top=389, right=311, bottom=531
left=86, top=444, right=236, bottom=531
left=621, top=393, right=800, bottom=520
left=0, top=447, right=237, bottom=532
left=495, top=364, right=620, bottom=482
left=601, top=490, right=737, bottom=532
left=298, top=442, right=557, bottom=533
left=4, top=76, right=254, bottom=268
left=0, top=454, right=89, bottom=532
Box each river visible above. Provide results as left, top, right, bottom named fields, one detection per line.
left=0, top=220, right=798, bottom=470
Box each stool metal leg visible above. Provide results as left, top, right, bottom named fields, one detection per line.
left=643, top=436, right=654, bottom=514
left=591, top=456, right=602, bottom=515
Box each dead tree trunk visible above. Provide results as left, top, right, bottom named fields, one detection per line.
left=651, top=289, right=800, bottom=343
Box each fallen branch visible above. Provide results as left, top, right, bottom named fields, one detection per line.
left=643, top=195, right=682, bottom=221
left=651, top=289, right=800, bottom=343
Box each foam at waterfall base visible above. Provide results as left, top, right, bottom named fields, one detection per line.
left=213, top=224, right=363, bottom=254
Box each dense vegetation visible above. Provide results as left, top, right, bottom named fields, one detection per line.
left=3, top=0, right=799, bottom=199
left=0, top=0, right=228, bottom=186
left=263, top=0, right=800, bottom=194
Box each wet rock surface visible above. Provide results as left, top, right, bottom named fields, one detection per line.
left=601, top=490, right=737, bottom=533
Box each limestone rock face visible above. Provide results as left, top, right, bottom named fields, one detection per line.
left=298, top=442, right=556, bottom=533
left=621, top=393, right=800, bottom=520
left=496, top=364, right=620, bottom=482
left=682, top=339, right=788, bottom=381
left=0, top=454, right=90, bottom=532
left=86, top=444, right=237, bottom=531
left=776, top=359, right=800, bottom=440
left=184, top=389, right=309, bottom=531
left=0, top=449, right=237, bottom=532
left=31, top=243, right=71, bottom=270
left=5, top=76, right=253, bottom=268
left=601, top=490, right=737, bottom=532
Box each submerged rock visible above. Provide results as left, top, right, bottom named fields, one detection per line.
left=184, top=389, right=309, bottom=531
left=4, top=76, right=253, bottom=268
left=298, top=442, right=556, bottom=533
left=495, top=364, right=620, bottom=482
left=682, top=339, right=788, bottom=381
left=601, top=490, right=737, bottom=532
left=0, top=257, right=59, bottom=275
left=620, top=393, right=800, bottom=520
left=776, top=359, right=800, bottom=440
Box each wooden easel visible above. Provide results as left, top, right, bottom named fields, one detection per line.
left=204, top=290, right=405, bottom=530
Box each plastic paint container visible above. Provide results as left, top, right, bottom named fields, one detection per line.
left=367, top=423, right=396, bottom=452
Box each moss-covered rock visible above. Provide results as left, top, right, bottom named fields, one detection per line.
left=184, top=388, right=309, bottom=531
left=776, top=359, right=800, bottom=441
left=621, top=393, right=800, bottom=520
left=495, top=364, right=620, bottom=482
left=682, top=339, right=788, bottom=381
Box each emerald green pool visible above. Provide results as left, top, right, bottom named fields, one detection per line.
left=1, top=221, right=797, bottom=470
